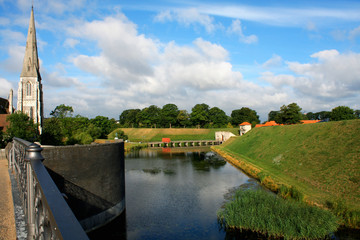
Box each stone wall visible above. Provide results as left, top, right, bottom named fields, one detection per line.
left=41, top=142, right=125, bottom=231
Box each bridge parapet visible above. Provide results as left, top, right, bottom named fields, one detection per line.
left=8, top=138, right=88, bottom=240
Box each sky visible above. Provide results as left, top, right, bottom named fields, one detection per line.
left=0, top=0, right=360, bottom=122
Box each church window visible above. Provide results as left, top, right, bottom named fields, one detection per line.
left=26, top=82, right=32, bottom=96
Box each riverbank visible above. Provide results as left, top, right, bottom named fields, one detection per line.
left=212, top=119, right=360, bottom=229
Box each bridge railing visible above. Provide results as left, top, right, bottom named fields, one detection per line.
left=8, top=138, right=89, bottom=240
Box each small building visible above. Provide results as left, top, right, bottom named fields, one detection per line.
left=239, top=122, right=252, bottom=136
left=0, top=91, right=14, bottom=132
left=215, top=131, right=235, bottom=141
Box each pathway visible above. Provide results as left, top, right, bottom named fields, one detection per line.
left=0, top=149, right=16, bottom=240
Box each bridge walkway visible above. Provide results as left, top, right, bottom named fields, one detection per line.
left=0, top=149, right=16, bottom=240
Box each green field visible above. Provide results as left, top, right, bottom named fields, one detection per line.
left=116, top=128, right=239, bottom=142
left=213, top=119, right=360, bottom=228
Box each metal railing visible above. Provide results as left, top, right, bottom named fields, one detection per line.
left=8, top=138, right=89, bottom=240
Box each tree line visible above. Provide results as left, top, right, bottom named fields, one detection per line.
left=120, top=103, right=261, bottom=128
left=1, top=103, right=359, bottom=147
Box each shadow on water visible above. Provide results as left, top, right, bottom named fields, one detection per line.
left=88, top=210, right=127, bottom=240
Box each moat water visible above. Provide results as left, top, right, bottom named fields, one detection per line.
left=89, top=147, right=359, bottom=240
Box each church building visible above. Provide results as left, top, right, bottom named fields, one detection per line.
left=17, top=6, right=44, bottom=134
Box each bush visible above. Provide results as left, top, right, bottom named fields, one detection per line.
left=108, top=129, right=128, bottom=140
left=218, top=190, right=338, bottom=239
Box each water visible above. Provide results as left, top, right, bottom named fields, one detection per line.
left=89, top=147, right=360, bottom=240
left=90, top=147, right=263, bottom=239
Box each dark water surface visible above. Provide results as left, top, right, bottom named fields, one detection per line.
left=89, top=147, right=359, bottom=240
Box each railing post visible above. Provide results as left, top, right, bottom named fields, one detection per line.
left=24, top=143, right=44, bottom=239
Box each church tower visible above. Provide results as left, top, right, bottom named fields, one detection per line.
left=17, top=6, right=43, bottom=133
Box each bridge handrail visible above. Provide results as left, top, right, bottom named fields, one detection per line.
left=8, top=138, right=89, bottom=239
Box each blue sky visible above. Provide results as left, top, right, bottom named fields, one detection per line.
left=0, top=0, right=360, bottom=121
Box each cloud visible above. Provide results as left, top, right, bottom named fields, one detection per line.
left=0, top=78, right=13, bottom=97
left=199, top=4, right=360, bottom=27
left=263, top=50, right=360, bottom=100
left=227, top=19, right=258, bottom=44
left=349, top=25, right=360, bottom=40
left=154, top=8, right=217, bottom=33
left=262, top=54, right=283, bottom=68
left=0, top=45, right=25, bottom=73
left=63, top=38, right=80, bottom=48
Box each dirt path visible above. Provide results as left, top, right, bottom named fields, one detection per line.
left=0, top=150, right=16, bottom=240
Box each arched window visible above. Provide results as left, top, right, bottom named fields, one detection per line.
left=26, top=82, right=32, bottom=96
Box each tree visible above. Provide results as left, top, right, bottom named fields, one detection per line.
left=41, top=118, right=64, bottom=145
left=355, top=110, right=360, bottom=119
left=314, top=111, right=331, bottom=121
left=161, top=104, right=179, bottom=128
left=50, top=104, right=74, bottom=118
left=231, top=107, right=260, bottom=126
left=5, top=112, right=39, bottom=142
left=119, top=109, right=140, bottom=127
left=330, top=106, right=355, bottom=121
left=90, top=116, right=118, bottom=139
left=190, top=103, right=210, bottom=128
left=277, top=103, right=303, bottom=124
left=305, top=112, right=315, bottom=120
left=268, top=111, right=281, bottom=122
left=137, top=105, right=161, bottom=128
left=209, top=107, right=228, bottom=128
left=177, top=110, right=190, bottom=128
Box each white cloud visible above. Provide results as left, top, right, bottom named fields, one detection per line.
left=263, top=50, right=360, bottom=100
left=63, top=38, right=80, bottom=48
left=1, top=45, right=25, bottom=73
left=349, top=25, right=360, bottom=40
left=262, top=54, right=283, bottom=68
left=154, top=8, right=217, bottom=33
left=227, top=19, right=258, bottom=44
left=0, top=78, right=13, bottom=97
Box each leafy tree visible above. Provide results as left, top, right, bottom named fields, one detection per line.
left=137, top=105, right=161, bottom=128
left=209, top=107, right=228, bottom=128
left=355, top=110, right=360, bottom=119
left=5, top=112, right=39, bottom=142
left=119, top=109, right=140, bottom=127
left=231, top=107, right=260, bottom=126
left=268, top=111, right=281, bottom=122
left=277, top=103, right=303, bottom=124
left=177, top=110, right=191, bottom=128
left=305, top=112, right=315, bottom=120
left=90, top=116, right=118, bottom=139
left=41, top=118, right=64, bottom=145
left=161, top=104, right=179, bottom=128
left=190, top=103, right=210, bottom=128
left=330, top=106, right=355, bottom=121
left=50, top=104, right=73, bottom=118
left=314, top=111, right=331, bottom=121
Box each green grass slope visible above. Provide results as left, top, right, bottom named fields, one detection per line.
left=215, top=120, right=360, bottom=222
left=117, top=128, right=239, bottom=142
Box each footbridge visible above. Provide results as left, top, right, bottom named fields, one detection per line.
left=147, top=140, right=223, bottom=148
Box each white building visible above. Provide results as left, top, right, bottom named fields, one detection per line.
left=215, top=131, right=235, bottom=141
left=239, top=122, right=252, bottom=136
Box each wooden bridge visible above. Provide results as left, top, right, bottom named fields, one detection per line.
left=147, top=140, right=223, bottom=148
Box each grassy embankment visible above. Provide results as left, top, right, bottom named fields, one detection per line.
left=118, top=128, right=239, bottom=142
left=213, top=119, right=360, bottom=228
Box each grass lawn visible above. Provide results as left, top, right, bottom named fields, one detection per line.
left=213, top=119, right=360, bottom=228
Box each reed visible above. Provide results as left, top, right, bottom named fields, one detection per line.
left=218, top=190, right=339, bottom=239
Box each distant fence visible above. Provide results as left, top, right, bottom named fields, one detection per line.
left=7, top=138, right=88, bottom=239
left=148, top=140, right=223, bottom=148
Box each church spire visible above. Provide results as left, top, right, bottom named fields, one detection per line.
left=20, top=6, right=41, bottom=80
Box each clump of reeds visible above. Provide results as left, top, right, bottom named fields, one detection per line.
left=218, top=190, right=339, bottom=239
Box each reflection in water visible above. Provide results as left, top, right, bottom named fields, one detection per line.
left=89, top=148, right=360, bottom=240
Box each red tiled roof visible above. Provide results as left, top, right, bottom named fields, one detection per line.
left=300, top=120, right=321, bottom=124
left=239, top=122, right=251, bottom=126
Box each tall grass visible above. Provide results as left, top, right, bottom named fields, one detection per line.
left=218, top=190, right=339, bottom=239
